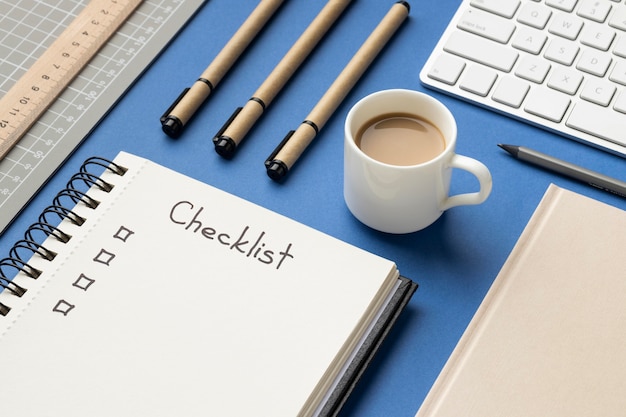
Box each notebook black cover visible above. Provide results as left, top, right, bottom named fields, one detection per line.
left=321, top=275, right=417, bottom=417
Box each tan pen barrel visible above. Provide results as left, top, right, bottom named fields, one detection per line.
left=266, top=1, right=410, bottom=181
left=161, top=0, right=284, bottom=138
left=214, top=0, right=353, bottom=158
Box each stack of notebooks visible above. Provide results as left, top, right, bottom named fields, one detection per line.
left=0, top=152, right=417, bottom=416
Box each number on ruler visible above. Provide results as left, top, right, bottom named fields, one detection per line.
left=0, top=0, right=142, bottom=160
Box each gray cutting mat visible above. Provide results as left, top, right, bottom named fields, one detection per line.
left=0, top=0, right=205, bottom=233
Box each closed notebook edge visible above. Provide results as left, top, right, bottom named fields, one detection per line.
left=414, top=184, right=625, bottom=416
left=0, top=152, right=418, bottom=416
left=320, top=276, right=418, bottom=417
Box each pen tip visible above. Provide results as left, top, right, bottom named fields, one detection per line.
left=266, top=161, right=288, bottom=182
left=498, top=144, right=518, bottom=156
left=161, top=116, right=184, bottom=138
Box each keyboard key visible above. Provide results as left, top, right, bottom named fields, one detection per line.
left=444, top=31, right=519, bottom=72
left=549, top=13, right=584, bottom=40
left=470, top=0, right=521, bottom=18
left=544, top=37, right=580, bottom=65
left=460, top=65, right=498, bottom=96
left=524, top=86, right=571, bottom=122
left=458, top=9, right=516, bottom=43
left=548, top=66, right=584, bottom=94
left=492, top=76, right=530, bottom=107
left=577, top=0, right=612, bottom=23
left=614, top=92, right=626, bottom=113
left=512, top=26, right=548, bottom=54
left=580, top=22, right=616, bottom=51
left=566, top=101, right=626, bottom=145
left=517, top=2, right=553, bottom=29
left=580, top=78, right=616, bottom=105
left=515, top=55, right=551, bottom=82
left=577, top=49, right=612, bottom=76
left=613, top=37, right=626, bottom=58
left=546, top=0, right=579, bottom=13
left=427, top=54, right=466, bottom=85
left=609, top=60, right=626, bottom=86
left=608, top=6, right=626, bottom=31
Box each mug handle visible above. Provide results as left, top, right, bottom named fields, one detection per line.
left=440, top=154, right=493, bottom=211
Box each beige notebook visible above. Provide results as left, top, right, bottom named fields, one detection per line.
left=416, top=184, right=626, bottom=417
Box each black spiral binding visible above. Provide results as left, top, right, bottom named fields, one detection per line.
left=0, top=157, right=127, bottom=317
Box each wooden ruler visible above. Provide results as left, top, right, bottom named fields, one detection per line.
left=0, top=0, right=142, bottom=159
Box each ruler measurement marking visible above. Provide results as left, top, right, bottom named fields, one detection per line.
left=0, top=0, right=142, bottom=159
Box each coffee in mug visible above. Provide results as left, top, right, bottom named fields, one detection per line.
left=355, top=113, right=445, bottom=166
left=344, top=89, right=492, bottom=233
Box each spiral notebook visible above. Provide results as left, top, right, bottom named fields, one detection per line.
left=0, top=151, right=416, bottom=417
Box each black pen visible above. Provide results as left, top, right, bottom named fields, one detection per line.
left=498, top=144, right=626, bottom=198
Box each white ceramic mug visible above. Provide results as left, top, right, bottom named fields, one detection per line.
left=344, top=89, right=492, bottom=234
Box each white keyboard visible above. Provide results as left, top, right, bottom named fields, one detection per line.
left=420, top=0, right=626, bottom=157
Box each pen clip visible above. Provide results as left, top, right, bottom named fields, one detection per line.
left=264, top=130, right=294, bottom=167
left=160, top=87, right=190, bottom=123
left=212, top=107, right=242, bottom=144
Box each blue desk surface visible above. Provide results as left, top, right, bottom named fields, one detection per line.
left=2, top=1, right=626, bottom=415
